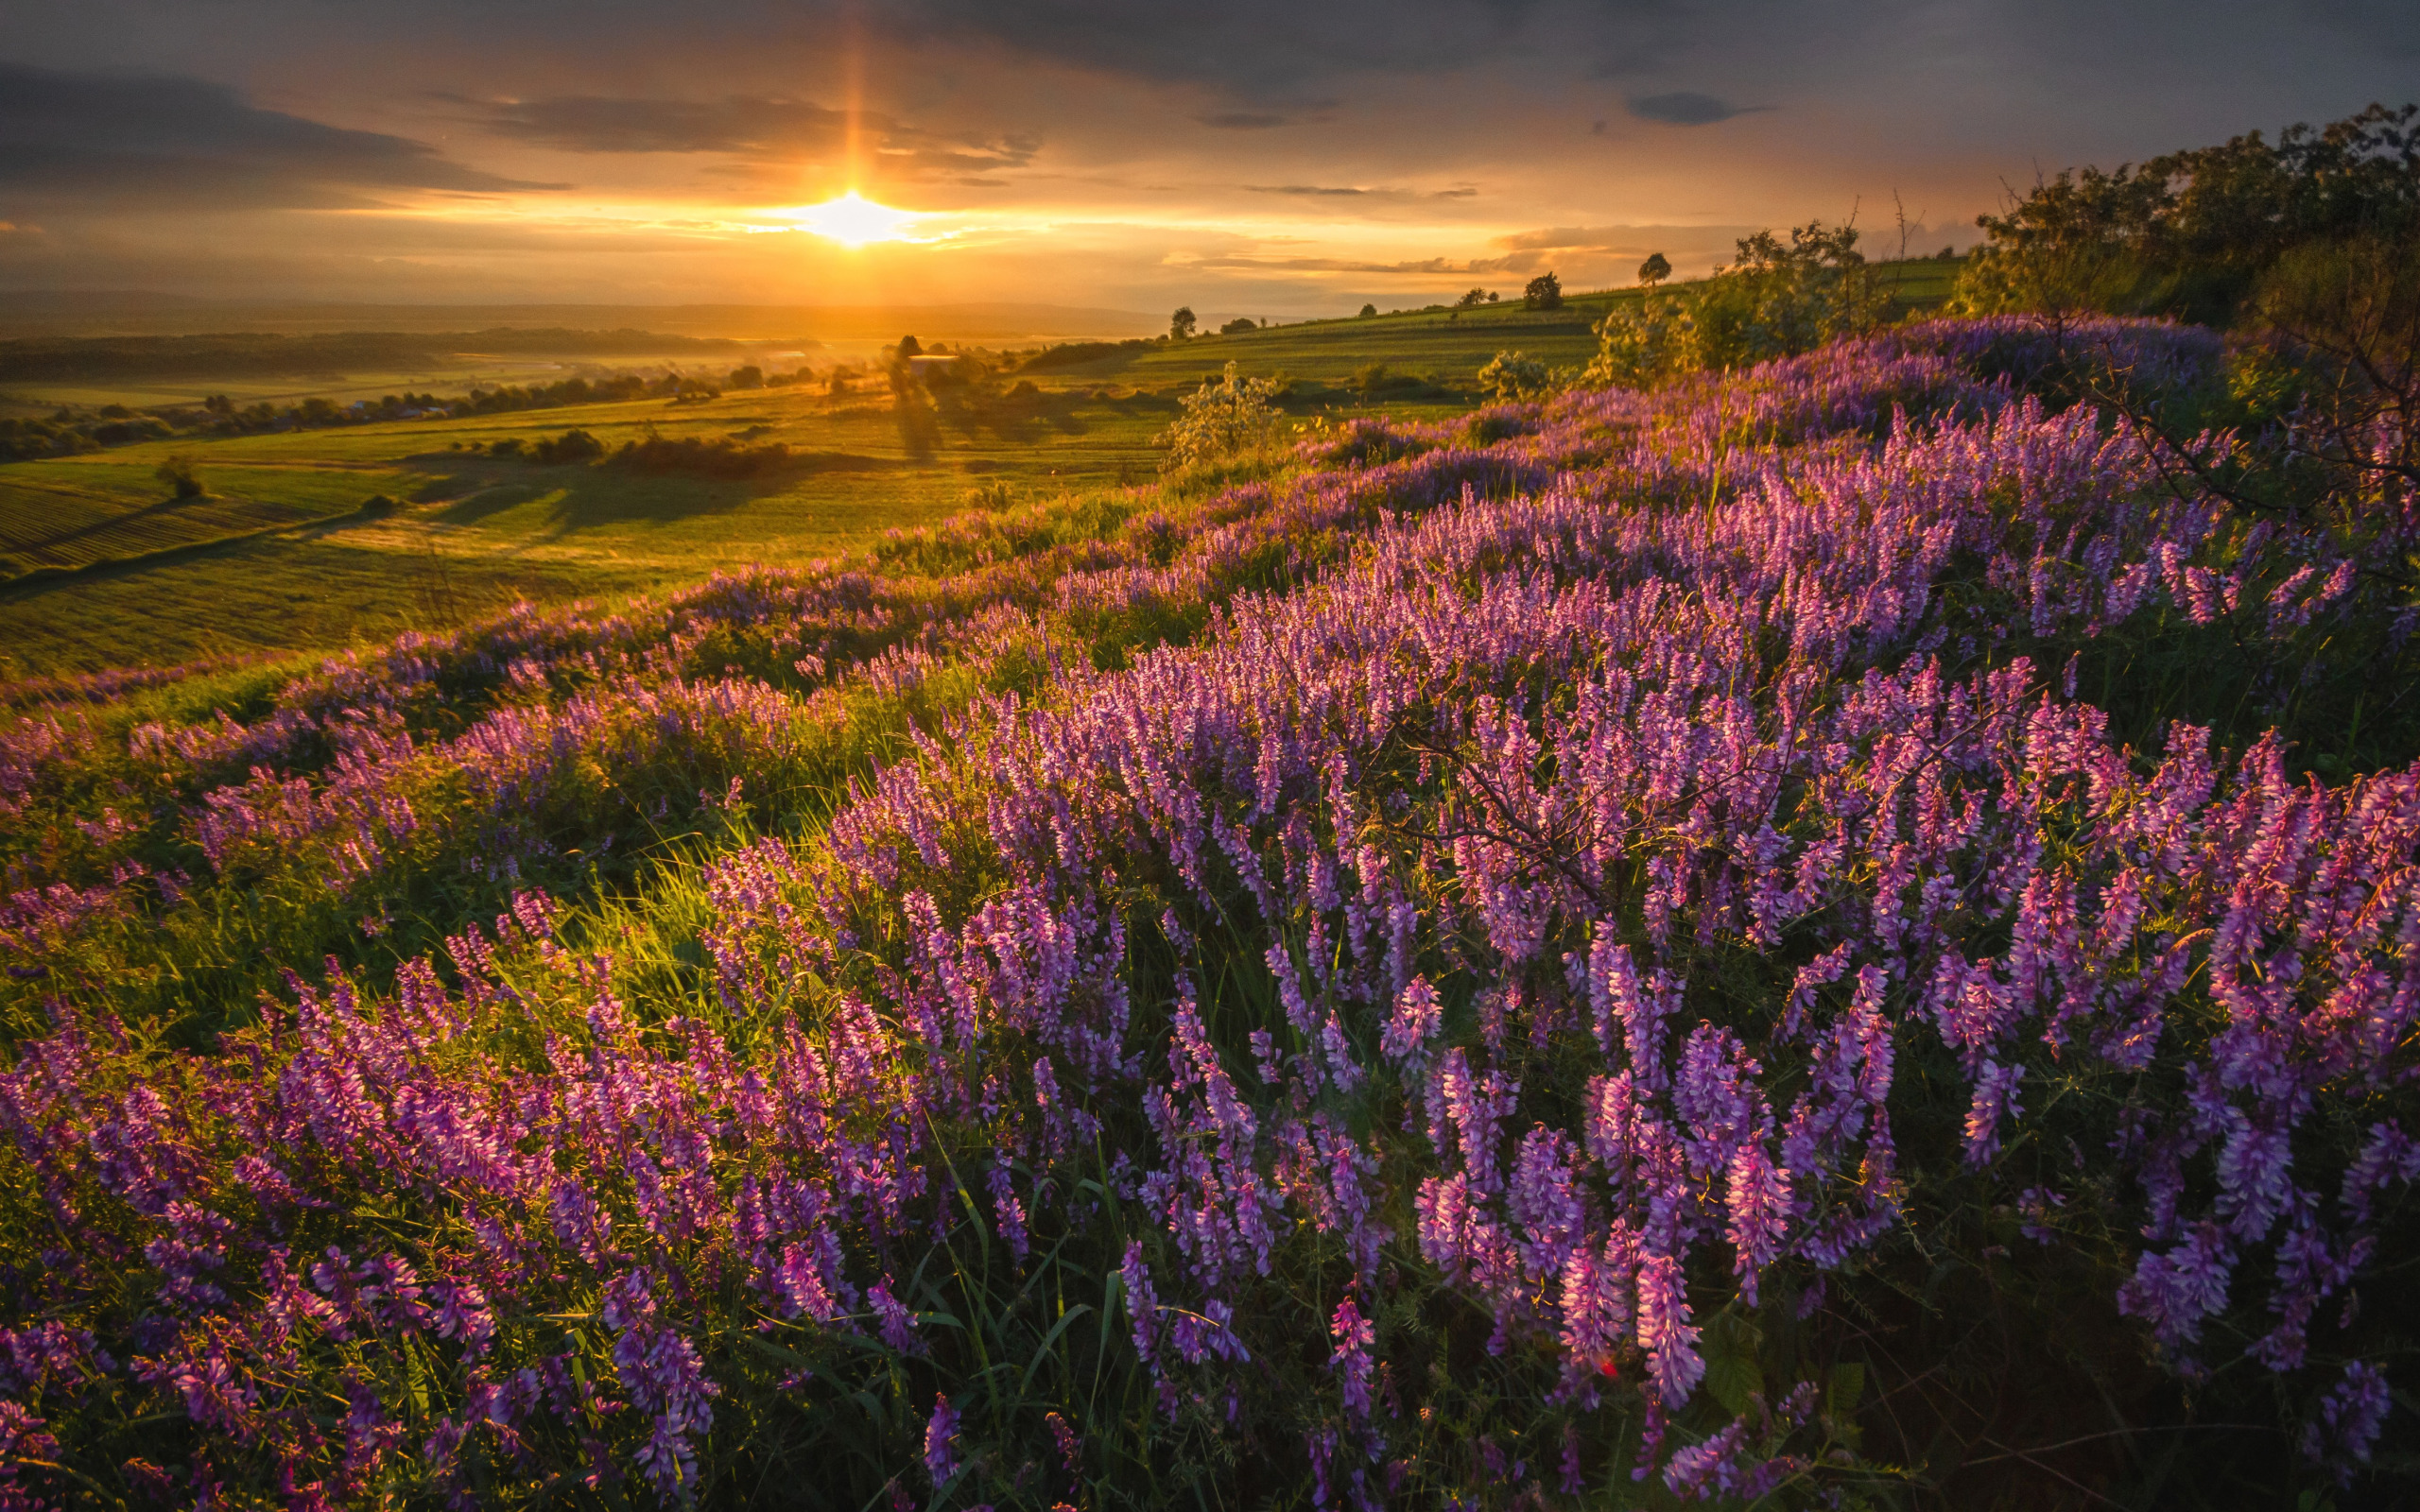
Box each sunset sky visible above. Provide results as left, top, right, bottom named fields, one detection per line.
left=0, top=1, right=2411, bottom=318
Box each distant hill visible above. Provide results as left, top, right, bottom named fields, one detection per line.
left=0, top=330, right=755, bottom=384
left=0, top=294, right=1163, bottom=344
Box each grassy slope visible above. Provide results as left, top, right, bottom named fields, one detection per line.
left=0, top=258, right=1966, bottom=679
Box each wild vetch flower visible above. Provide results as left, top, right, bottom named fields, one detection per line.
left=925, top=1394, right=961, bottom=1486
left=1634, top=1251, right=1704, bottom=1405
left=602, top=1273, right=719, bottom=1496
left=868, top=1278, right=921, bottom=1355
left=1509, top=1125, right=1583, bottom=1278
left=1330, top=1295, right=1375, bottom=1422
left=1119, top=1243, right=1160, bottom=1368
left=1724, top=1142, right=1794, bottom=1305
left=2302, top=1361, right=2391, bottom=1481
left=1382, top=977, right=1443, bottom=1065
left=1961, top=1058, right=2024, bottom=1167
left=1046, top=1411, right=1080, bottom=1474
left=2117, top=1223, right=2236, bottom=1356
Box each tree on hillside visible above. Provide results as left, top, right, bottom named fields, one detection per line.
left=886, top=340, right=938, bottom=459
left=155, top=455, right=202, bottom=499
left=1358, top=303, right=1377, bottom=318
left=1156, top=360, right=1284, bottom=469
left=1477, top=350, right=1551, bottom=400
left=1587, top=221, right=1878, bottom=387
left=727, top=365, right=764, bottom=389
left=1637, top=252, right=1672, bottom=289
left=1219, top=317, right=1258, bottom=335
left=1456, top=288, right=1488, bottom=310
left=1170, top=306, right=1197, bottom=339
left=1952, top=101, right=2420, bottom=325
left=1523, top=272, right=1564, bottom=310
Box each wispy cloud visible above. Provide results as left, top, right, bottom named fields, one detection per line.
left=462, top=93, right=1040, bottom=182
left=1626, top=91, right=1769, bottom=126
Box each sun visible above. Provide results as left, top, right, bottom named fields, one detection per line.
left=793, top=191, right=918, bottom=246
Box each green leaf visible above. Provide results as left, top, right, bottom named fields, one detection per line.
left=1702, top=1312, right=1763, bottom=1416
left=1828, top=1361, right=1865, bottom=1416
left=1827, top=1362, right=1866, bottom=1451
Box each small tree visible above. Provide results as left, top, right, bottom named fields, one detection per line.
left=728, top=365, right=764, bottom=389
left=1455, top=287, right=1488, bottom=310
left=1358, top=303, right=1378, bottom=318
left=1523, top=272, right=1564, bottom=311
left=1156, top=361, right=1284, bottom=469
left=1170, top=306, right=1197, bottom=339
left=1637, top=252, right=1672, bottom=289
left=1581, top=294, right=1691, bottom=388
left=1476, top=350, right=1551, bottom=401
left=155, top=455, right=203, bottom=499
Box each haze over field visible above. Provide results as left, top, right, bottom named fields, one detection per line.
left=0, top=0, right=2411, bottom=316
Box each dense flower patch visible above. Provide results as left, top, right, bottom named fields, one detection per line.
left=0, top=317, right=2412, bottom=1508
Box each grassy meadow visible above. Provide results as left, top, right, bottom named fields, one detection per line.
left=0, top=258, right=1965, bottom=683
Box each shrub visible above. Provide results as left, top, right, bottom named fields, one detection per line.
left=1952, top=102, right=2420, bottom=325
left=1584, top=221, right=1881, bottom=387
left=609, top=433, right=794, bottom=478
left=528, top=428, right=606, bottom=464
left=1475, top=349, right=1551, bottom=400
left=1522, top=271, right=1563, bottom=310
left=1155, top=360, right=1284, bottom=468
left=153, top=454, right=203, bottom=498
left=1581, top=291, right=1693, bottom=387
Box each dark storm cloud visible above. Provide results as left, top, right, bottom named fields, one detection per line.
left=463, top=93, right=1039, bottom=180
left=0, top=60, right=560, bottom=208
left=1198, top=112, right=1294, bottom=130
left=901, top=0, right=1573, bottom=99
left=1627, top=92, right=1763, bottom=127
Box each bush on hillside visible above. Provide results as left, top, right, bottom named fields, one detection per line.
left=1476, top=349, right=1551, bottom=400
left=153, top=454, right=203, bottom=499
left=1953, top=101, right=2420, bottom=325
left=608, top=432, right=794, bottom=478
left=1523, top=270, right=1563, bottom=310
left=1156, top=360, right=1285, bottom=469
left=1584, top=220, right=1882, bottom=387
left=528, top=427, right=607, bottom=464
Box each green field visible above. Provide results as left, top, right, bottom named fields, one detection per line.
left=0, top=260, right=1964, bottom=680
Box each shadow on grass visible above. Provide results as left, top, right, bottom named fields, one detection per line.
left=410, top=451, right=922, bottom=542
